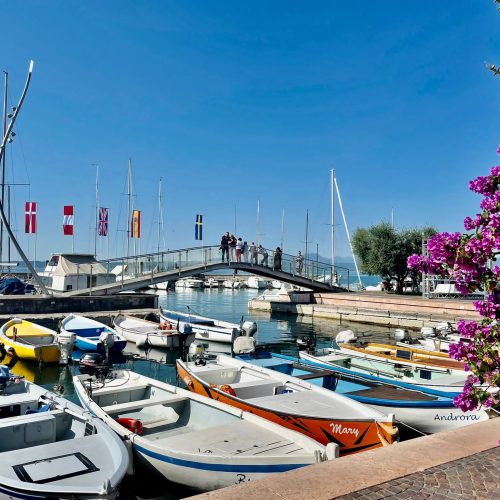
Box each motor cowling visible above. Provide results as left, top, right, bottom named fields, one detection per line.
left=188, top=341, right=206, bottom=360
left=335, top=330, right=357, bottom=344
left=241, top=321, right=257, bottom=337
left=394, top=329, right=409, bottom=341
left=233, top=336, right=256, bottom=355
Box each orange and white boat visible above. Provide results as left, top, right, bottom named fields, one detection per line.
left=176, top=354, right=398, bottom=456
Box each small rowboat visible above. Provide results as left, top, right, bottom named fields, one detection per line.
left=112, top=313, right=194, bottom=349
left=176, top=355, right=398, bottom=456
left=61, top=314, right=126, bottom=353
left=0, top=318, right=60, bottom=364
left=73, top=369, right=336, bottom=491
left=0, top=366, right=128, bottom=499
left=247, top=352, right=489, bottom=434
left=160, top=307, right=257, bottom=343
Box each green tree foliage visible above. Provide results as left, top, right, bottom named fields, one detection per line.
left=352, top=223, right=436, bottom=293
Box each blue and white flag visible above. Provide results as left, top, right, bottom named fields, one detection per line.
left=195, top=214, right=203, bottom=240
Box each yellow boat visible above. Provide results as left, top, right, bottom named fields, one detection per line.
left=0, top=318, right=60, bottom=363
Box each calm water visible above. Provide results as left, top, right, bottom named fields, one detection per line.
left=3, top=287, right=397, bottom=499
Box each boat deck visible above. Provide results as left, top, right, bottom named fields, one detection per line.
left=142, top=420, right=309, bottom=457
left=346, top=385, right=437, bottom=401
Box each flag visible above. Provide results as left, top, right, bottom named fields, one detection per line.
left=195, top=214, right=203, bottom=240
left=98, top=207, right=109, bottom=237
left=63, top=205, right=74, bottom=236
left=131, top=209, right=141, bottom=238
left=25, top=202, right=37, bottom=234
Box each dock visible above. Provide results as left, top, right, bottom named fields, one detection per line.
left=249, top=291, right=479, bottom=329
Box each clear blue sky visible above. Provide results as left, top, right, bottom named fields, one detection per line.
left=0, top=1, right=498, bottom=262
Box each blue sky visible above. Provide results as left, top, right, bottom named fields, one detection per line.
left=0, top=1, right=498, bottom=262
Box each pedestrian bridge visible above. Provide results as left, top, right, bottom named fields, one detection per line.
left=62, top=245, right=351, bottom=296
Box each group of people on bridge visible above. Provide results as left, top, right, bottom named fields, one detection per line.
left=219, top=232, right=304, bottom=275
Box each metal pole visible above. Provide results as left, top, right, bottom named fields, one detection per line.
left=0, top=71, right=7, bottom=267
left=330, top=168, right=335, bottom=270
left=7, top=185, right=10, bottom=262
left=127, top=158, right=132, bottom=261
left=280, top=208, right=284, bottom=251
left=93, top=164, right=99, bottom=257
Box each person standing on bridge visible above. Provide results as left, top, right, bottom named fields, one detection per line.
left=249, top=242, right=258, bottom=264
left=242, top=241, right=248, bottom=262
left=220, top=232, right=229, bottom=262
left=273, top=247, right=282, bottom=271
left=258, top=245, right=269, bottom=267
left=229, top=234, right=237, bottom=261
left=236, top=238, right=243, bottom=262
left=295, top=250, right=304, bottom=275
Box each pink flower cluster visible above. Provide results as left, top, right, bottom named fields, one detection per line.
left=408, top=149, right=500, bottom=412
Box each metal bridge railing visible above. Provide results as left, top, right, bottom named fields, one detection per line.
left=74, top=245, right=350, bottom=294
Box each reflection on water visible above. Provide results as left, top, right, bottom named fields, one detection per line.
left=2, top=287, right=400, bottom=499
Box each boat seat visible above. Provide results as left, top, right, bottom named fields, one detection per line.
left=229, top=380, right=282, bottom=399
left=102, top=395, right=187, bottom=414
left=92, top=383, right=150, bottom=397
left=294, top=369, right=337, bottom=381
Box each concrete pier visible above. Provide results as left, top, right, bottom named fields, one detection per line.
left=190, top=418, right=500, bottom=500
left=249, top=292, right=479, bottom=330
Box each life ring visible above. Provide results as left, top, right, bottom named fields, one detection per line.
left=219, top=384, right=236, bottom=397
left=116, top=417, right=144, bottom=435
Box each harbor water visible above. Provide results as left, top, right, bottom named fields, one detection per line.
left=3, top=287, right=398, bottom=499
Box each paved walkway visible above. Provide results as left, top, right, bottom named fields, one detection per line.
left=339, top=448, right=500, bottom=500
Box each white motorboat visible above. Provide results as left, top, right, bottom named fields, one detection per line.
left=160, top=306, right=257, bottom=343
left=203, top=278, right=219, bottom=288
left=73, top=370, right=337, bottom=491
left=112, top=313, right=194, bottom=349
left=148, top=280, right=169, bottom=291
left=222, top=279, right=242, bottom=289
left=174, top=278, right=203, bottom=289
left=246, top=276, right=268, bottom=289
left=271, top=280, right=282, bottom=289
left=0, top=366, right=128, bottom=499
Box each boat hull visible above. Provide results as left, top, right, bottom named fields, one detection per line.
left=176, top=362, right=395, bottom=455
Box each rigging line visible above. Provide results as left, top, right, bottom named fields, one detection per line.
left=7, top=94, right=30, bottom=188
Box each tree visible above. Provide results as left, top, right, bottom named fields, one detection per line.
left=352, top=223, right=436, bottom=293
left=408, top=151, right=500, bottom=411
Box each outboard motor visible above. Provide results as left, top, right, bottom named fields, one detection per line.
left=394, top=329, right=410, bottom=342
left=188, top=341, right=206, bottom=361
left=233, top=336, right=256, bottom=355
left=0, top=365, right=11, bottom=393
left=420, top=327, right=436, bottom=338
left=57, top=331, right=76, bottom=365
left=335, top=330, right=357, bottom=344
left=78, top=353, right=110, bottom=378
left=435, top=322, right=453, bottom=335
left=297, top=337, right=315, bottom=353
left=99, top=330, right=115, bottom=360
left=240, top=321, right=258, bottom=337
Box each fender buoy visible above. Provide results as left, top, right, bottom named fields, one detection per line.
left=165, top=322, right=172, bottom=331
left=116, top=417, right=144, bottom=435
left=161, top=322, right=168, bottom=331
left=219, top=384, right=236, bottom=397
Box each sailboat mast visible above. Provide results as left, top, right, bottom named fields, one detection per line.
left=256, top=200, right=260, bottom=247
left=280, top=208, right=284, bottom=251
left=93, top=164, right=99, bottom=257
left=330, top=168, right=335, bottom=270
left=157, top=177, right=163, bottom=255
left=304, top=209, right=309, bottom=259
left=126, top=158, right=131, bottom=260
left=0, top=71, right=7, bottom=266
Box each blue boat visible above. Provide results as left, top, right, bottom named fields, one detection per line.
left=238, top=352, right=489, bottom=434
left=61, top=314, right=127, bottom=353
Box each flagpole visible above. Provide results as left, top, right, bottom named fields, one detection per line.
left=72, top=207, right=75, bottom=253
left=93, top=164, right=99, bottom=258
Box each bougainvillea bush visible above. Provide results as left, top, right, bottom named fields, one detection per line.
left=408, top=150, right=500, bottom=411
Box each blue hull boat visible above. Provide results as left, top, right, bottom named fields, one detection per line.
left=61, top=314, right=127, bottom=353
left=238, top=352, right=489, bottom=434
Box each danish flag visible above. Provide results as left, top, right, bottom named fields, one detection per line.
left=63, top=205, right=74, bottom=236
left=25, top=202, right=37, bottom=234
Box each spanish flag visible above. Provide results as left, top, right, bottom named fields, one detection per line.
left=195, top=214, right=203, bottom=240
left=131, top=210, right=141, bottom=238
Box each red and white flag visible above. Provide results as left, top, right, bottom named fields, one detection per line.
left=25, top=202, right=37, bottom=234
left=63, top=205, right=74, bottom=236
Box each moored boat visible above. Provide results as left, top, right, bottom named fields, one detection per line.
left=73, top=369, right=337, bottom=491
left=203, top=278, right=219, bottom=288
left=0, top=366, right=128, bottom=499
left=160, top=307, right=257, bottom=343
left=0, top=318, right=60, bottom=363
left=113, top=313, right=193, bottom=349
left=301, top=346, right=472, bottom=393
left=249, top=352, right=489, bottom=434
left=61, top=314, right=127, bottom=353
left=176, top=354, right=398, bottom=455
left=175, top=278, right=203, bottom=288
left=246, top=276, right=267, bottom=289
